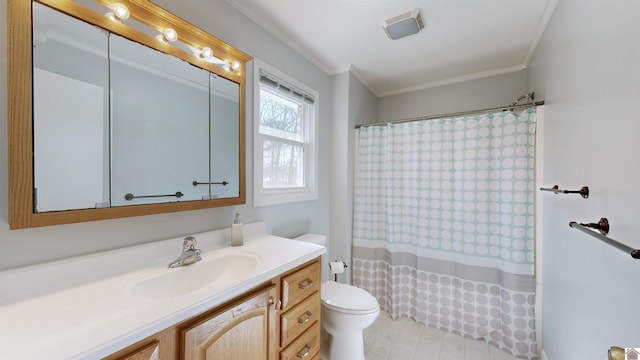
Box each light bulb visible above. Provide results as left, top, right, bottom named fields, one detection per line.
left=200, top=47, right=213, bottom=58
left=156, top=28, right=178, bottom=43
left=105, top=12, right=118, bottom=21
left=223, top=64, right=231, bottom=72
left=231, top=61, right=241, bottom=71
left=112, top=3, right=130, bottom=20
left=163, top=28, right=178, bottom=42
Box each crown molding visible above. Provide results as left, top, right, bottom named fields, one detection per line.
left=523, top=0, right=559, bottom=66
left=378, top=64, right=527, bottom=97
left=347, top=65, right=381, bottom=97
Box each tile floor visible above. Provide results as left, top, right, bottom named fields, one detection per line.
left=362, top=311, right=517, bottom=360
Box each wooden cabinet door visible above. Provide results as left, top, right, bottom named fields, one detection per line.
left=103, top=328, right=176, bottom=360
left=180, top=285, right=277, bottom=360
left=112, top=341, right=159, bottom=360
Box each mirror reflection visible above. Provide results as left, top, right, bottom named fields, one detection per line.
left=32, top=2, right=241, bottom=212
left=209, top=76, right=240, bottom=200
left=33, top=4, right=110, bottom=212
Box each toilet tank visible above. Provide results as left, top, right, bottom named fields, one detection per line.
left=294, top=234, right=327, bottom=246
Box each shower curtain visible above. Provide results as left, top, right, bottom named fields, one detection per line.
left=352, top=108, right=537, bottom=359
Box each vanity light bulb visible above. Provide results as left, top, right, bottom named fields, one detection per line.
left=223, top=64, right=231, bottom=71
left=112, top=3, right=130, bottom=20
left=163, top=28, right=178, bottom=42
left=200, top=47, right=213, bottom=58
left=231, top=61, right=241, bottom=71
left=105, top=12, right=118, bottom=22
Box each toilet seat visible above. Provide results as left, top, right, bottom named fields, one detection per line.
left=321, top=281, right=379, bottom=315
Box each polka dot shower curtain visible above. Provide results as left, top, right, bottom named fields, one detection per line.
left=352, top=108, right=538, bottom=359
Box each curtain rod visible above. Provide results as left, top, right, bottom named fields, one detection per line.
left=355, top=100, right=544, bottom=129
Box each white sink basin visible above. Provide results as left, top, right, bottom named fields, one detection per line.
left=131, top=252, right=260, bottom=299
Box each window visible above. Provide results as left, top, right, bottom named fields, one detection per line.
left=253, top=59, right=318, bottom=206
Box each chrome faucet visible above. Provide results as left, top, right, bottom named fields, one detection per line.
left=168, top=236, right=202, bottom=268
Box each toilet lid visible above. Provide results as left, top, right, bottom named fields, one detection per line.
left=321, top=281, right=379, bottom=314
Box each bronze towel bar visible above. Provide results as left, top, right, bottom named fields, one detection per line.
left=569, top=218, right=640, bottom=260
left=193, top=181, right=229, bottom=186
left=124, top=191, right=183, bottom=201
left=540, top=185, right=589, bottom=198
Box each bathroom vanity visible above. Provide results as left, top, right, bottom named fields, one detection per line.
left=0, top=223, right=325, bottom=359
left=105, top=259, right=321, bottom=360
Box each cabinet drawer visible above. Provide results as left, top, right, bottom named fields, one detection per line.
left=280, top=322, right=320, bottom=360
left=281, top=260, right=321, bottom=311
left=280, top=291, right=320, bottom=347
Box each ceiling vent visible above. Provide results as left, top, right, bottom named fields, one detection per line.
left=382, top=8, right=425, bottom=40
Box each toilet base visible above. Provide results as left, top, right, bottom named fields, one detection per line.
left=324, top=330, right=365, bottom=360
left=320, top=326, right=330, bottom=360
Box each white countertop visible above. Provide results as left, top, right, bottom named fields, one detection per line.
left=0, top=223, right=325, bottom=359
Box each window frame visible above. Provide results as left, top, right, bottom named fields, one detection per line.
left=253, top=59, right=318, bottom=207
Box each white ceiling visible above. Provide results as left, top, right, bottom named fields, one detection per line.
left=226, top=0, right=558, bottom=97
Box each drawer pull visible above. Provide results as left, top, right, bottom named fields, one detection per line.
left=297, top=311, right=313, bottom=324
left=296, top=344, right=312, bottom=358
left=298, top=279, right=314, bottom=289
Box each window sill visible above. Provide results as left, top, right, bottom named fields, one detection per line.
left=253, top=188, right=317, bottom=207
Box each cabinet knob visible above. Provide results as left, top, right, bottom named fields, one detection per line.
left=296, top=344, right=312, bottom=358
left=298, top=279, right=314, bottom=289
left=269, top=297, right=282, bottom=312
left=297, top=311, right=313, bottom=324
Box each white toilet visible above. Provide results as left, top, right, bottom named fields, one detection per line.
left=294, top=234, right=380, bottom=360
left=321, top=280, right=380, bottom=360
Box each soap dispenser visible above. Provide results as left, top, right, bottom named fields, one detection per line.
left=231, top=213, right=243, bottom=247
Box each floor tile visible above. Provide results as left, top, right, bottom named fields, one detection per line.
left=465, top=348, right=491, bottom=360
left=488, top=344, right=517, bottom=360
left=365, top=351, right=387, bottom=360
left=368, top=332, right=396, bottom=358
left=334, top=311, right=518, bottom=360
left=466, top=339, right=489, bottom=354
left=413, top=341, right=441, bottom=359
left=390, top=336, right=418, bottom=359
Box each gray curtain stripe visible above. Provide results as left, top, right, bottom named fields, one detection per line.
left=353, top=246, right=535, bottom=293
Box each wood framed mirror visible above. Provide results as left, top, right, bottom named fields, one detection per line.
left=8, top=0, right=251, bottom=229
